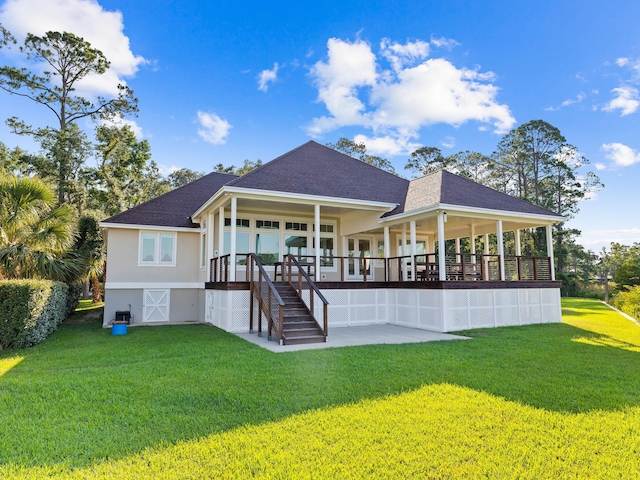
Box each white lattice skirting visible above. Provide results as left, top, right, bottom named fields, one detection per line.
left=205, top=287, right=561, bottom=333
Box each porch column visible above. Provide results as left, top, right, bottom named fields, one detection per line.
left=229, top=196, right=237, bottom=281
left=469, top=224, right=476, bottom=264
left=314, top=204, right=321, bottom=281
left=410, top=220, right=417, bottom=280
left=402, top=223, right=408, bottom=280
left=437, top=212, right=446, bottom=281
left=546, top=225, right=556, bottom=281
left=515, top=229, right=522, bottom=257
left=496, top=220, right=505, bottom=281
left=483, top=233, right=490, bottom=281
left=383, top=226, right=390, bottom=258
left=455, top=237, right=461, bottom=254
left=207, top=212, right=214, bottom=281
left=218, top=206, right=225, bottom=278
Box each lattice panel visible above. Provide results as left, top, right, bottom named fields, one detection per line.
left=352, top=304, right=378, bottom=325
left=496, top=306, right=519, bottom=326
left=469, top=290, right=494, bottom=308
left=397, top=290, right=418, bottom=307
left=445, top=290, right=469, bottom=310
left=495, top=289, right=519, bottom=307
left=419, top=290, right=441, bottom=308
left=543, top=305, right=561, bottom=323
left=230, top=291, right=251, bottom=332
left=470, top=307, right=495, bottom=329
left=397, top=306, right=419, bottom=328
left=520, top=305, right=542, bottom=325
left=418, top=310, right=441, bottom=330
left=519, top=289, right=541, bottom=307
left=540, top=288, right=560, bottom=305
left=446, top=308, right=469, bottom=331
left=377, top=306, right=387, bottom=323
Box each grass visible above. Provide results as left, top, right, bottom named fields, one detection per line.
left=0, top=298, right=639, bottom=478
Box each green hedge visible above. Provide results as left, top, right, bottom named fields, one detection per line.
left=65, top=283, right=83, bottom=317
left=0, top=280, right=69, bottom=349
left=612, top=285, right=640, bottom=321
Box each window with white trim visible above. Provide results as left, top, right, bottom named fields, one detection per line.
left=139, top=232, right=176, bottom=266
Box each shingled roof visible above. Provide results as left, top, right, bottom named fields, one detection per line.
left=398, top=170, right=563, bottom=218
left=102, top=171, right=237, bottom=228
left=226, top=141, right=409, bottom=208
left=103, top=141, right=561, bottom=229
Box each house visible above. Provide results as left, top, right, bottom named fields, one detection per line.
left=100, top=141, right=563, bottom=344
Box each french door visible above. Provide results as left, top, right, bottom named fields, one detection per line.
left=346, top=238, right=371, bottom=280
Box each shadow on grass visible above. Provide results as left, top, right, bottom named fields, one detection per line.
left=0, top=299, right=639, bottom=470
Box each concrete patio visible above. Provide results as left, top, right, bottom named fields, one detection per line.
left=234, top=324, right=470, bottom=353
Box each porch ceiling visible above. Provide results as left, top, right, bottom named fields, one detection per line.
left=220, top=196, right=389, bottom=217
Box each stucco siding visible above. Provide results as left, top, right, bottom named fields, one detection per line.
left=103, top=288, right=201, bottom=326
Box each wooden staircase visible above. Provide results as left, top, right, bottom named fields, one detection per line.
left=273, top=282, right=326, bottom=345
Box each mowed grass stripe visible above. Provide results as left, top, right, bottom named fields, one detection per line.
left=0, top=298, right=638, bottom=478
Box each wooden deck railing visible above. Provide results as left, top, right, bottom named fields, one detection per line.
left=248, top=254, right=285, bottom=343
left=210, top=253, right=553, bottom=283
left=282, top=254, right=329, bottom=337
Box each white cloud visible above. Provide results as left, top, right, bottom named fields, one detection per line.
left=307, top=37, right=515, bottom=144
left=196, top=111, right=232, bottom=145
left=601, top=142, right=640, bottom=167
left=257, top=62, right=279, bottom=92
left=595, top=162, right=607, bottom=170
left=603, top=86, right=640, bottom=115
left=353, top=133, right=421, bottom=157
left=429, top=35, right=460, bottom=49
left=100, top=117, right=144, bottom=138
left=561, top=92, right=586, bottom=107
left=0, top=0, right=147, bottom=97
left=440, top=136, right=455, bottom=148
left=616, top=57, right=630, bottom=67
left=577, top=228, right=640, bottom=251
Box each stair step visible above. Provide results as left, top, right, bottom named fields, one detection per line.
left=283, top=321, right=318, bottom=330
left=284, top=334, right=327, bottom=345
left=284, top=327, right=324, bottom=337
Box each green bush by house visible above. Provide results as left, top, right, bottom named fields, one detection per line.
left=0, top=280, right=69, bottom=349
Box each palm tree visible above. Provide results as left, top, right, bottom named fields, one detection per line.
left=0, top=174, right=83, bottom=281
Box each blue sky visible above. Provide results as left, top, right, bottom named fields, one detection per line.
left=0, top=0, right=639, bottom=252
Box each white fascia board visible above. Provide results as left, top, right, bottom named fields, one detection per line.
left=192, top=186, right=398, bottom=218
left=98, top=222, right=198, bottom=233
left=189, top=186, right=227, bottom=221
left=379, top=203, right=565, bottom=224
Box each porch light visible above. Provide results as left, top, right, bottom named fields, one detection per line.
left=443, top=212, right=448, bottom=223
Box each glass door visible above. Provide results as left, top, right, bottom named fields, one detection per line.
left=347, top=238, right=371, bottom=280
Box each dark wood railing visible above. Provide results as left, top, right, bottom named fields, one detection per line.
left=248, top=254, right=285, bottom=343
left=283, top=254, right=328, bottom=337
left=210, top=253, right=553, bottom=283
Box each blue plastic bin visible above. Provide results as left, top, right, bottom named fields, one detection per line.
left=112, top=323, right=128, bottom=335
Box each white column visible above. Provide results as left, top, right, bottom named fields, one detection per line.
left=383, top=226, right=390, bottom=258
left=410, top=220, right=417, bottom=280
left=469, top=224, right=476, bottom=264
left=546, top=225, right=556, bottom=281
left=455, top=237, right=461, bottom=254
left=483, top=233, right=490, bottom=281
left=401, top=224, right=408, bottom=280
left=437, top=212, right=446, bottom=281
left=515, top=229, right=522, bottom=257
left=206, top=212, right=214, bottom=280
left=229, top=196, right=237, bottom=281
left=314, top=204, right=321, bottom=281
left=496, top=220, right=505, bottom=281
left=218, top=206, right=225, bottom=257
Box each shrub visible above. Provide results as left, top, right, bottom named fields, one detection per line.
left=612, top=285, right=640, bottom=320
left=0, top=280, right=69, bottom=349
left=65, top=283, right=84, bottom=317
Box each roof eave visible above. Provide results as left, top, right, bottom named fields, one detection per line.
left=379, top=203, right=565, bottom=224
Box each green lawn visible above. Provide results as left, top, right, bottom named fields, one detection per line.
left=0, top=298, right=639, bottom=478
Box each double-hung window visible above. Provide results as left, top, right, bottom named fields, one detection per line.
left=139, top=232, right=176, bottom=266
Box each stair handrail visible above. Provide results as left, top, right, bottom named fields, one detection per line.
left=248, top=254, right=285, bottom=343
left=283, top=254, right=329, bottom=336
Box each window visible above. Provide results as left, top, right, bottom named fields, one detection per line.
left=224, top=218, right=250, bottom=228
left=285, top=235, right=308, bottom=258
left=139, top=232, right=176, bottom=266
left=255, top=233, right=280, bottom=265
left=200, top=232, right=206, bottom=268
left=285, top=222, right=307, bottom=231
left=256, top=220, right=279, bottom=229
left=223, top=232, right=250, bottom=265
left=313, top=224, right=334, bottom=233
left=313, top=237, right=335, bottom=267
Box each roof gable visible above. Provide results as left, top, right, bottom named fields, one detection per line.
left=102, top=171, right=237, bottom=228
left=397, top=169, right=562, bottom=218
left=226, top=141, right=409, bottom=207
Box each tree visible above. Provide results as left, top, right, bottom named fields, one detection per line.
left=446, top=151, right=494, bottom=184
left=405, top=146, right=452, bottom=177
left=213, top=159, right=263, bottom=176
left=89, top=125, right=152, bottom=216
left=0, top=30, right=138, bottom=204
left=0, top=174, right=82, bottom=281
left=168, top=168, right=205, bottom=188
left=74, top=215, right=104, bottom=301
left=327, top=138, right=396, bottom=174
left=0, top=23, right=15, bottom=48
